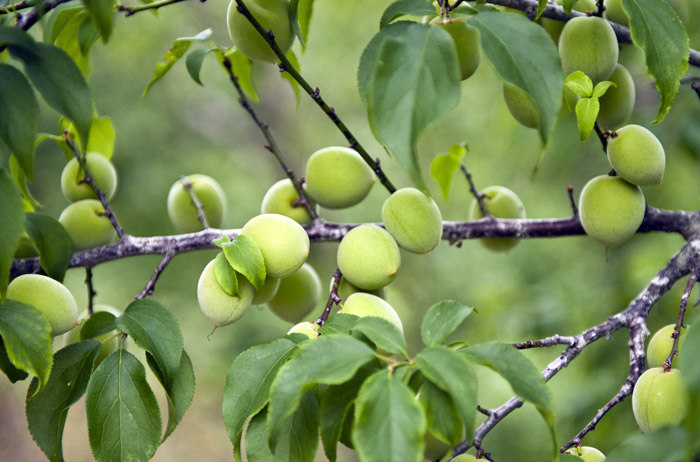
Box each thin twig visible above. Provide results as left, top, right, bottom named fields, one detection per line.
left=567, top=185, right=578, bottom=217
left=663, top=275, right=696, bottom=371
left=460, top=164, right=490, bottom=218
left=118, top=0, right=193, bottom=17
left=513, top=334, right=577, bottom=349
left=594, top=123, right=609, bottom=152
left=692, top=83, right=700, bottom=102
left=180, top=175, right=210, bottom=229
left=595, top=0, right=605, bottom=17
left=0, top=0, right=34, bottom=14
left=136, top=253, right=174, bottom=299
left=85, top=267, right=96, bottom=315
left=316, top=269, right=342, bottom=326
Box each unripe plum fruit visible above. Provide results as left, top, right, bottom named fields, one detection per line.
left=240, top=213, right=310, bottom=278
left=541, top=0, right=597, bottom=43
left=451, top=455, right=478, bottom=462
left=251, top=276, right=280, bottom=305
left=6, top=274, right=78, bottom=336
left=606, top=125, right=665, bottom=186
left=304, top=146, right=375, bottom=209
left=63, top=304, right=123, bottom=368
left=646, top=324, right=687, bottom=369
left=226, top=0, right=295, bottom=63
left=559, top=16, right=619, bottom=84
left=563, top=446, right=606, bottom=462
left=578, top=175, right=645, bottom=249
left=468, top=186, right=526, bottom=252
left=261, top=179, right=316, bottom=225
left=286, top=321, right=320, bottom=340
left=597, top=64, right=635, bottom=130
left=336, top=278, right=387, bottom=303
left=197, top=259, right=254, bottom=327
left=382, top=187, right=443, bottom=254
left=632, top=367, right=689, bottom=433
left=604, top=0, right=629, bottom=26
left=167, top=174, right=226, bottom=233
left=267, top=263, right=322, bottom=323
left=503, top=82, right=539, bottom=129
left=337, top=224, right=401, bottom=290
left=430, top=17, right=481, bottom=81
left=58, top=199, right=116, bottom=250
left=341, top=293, right=403, bottom=333
left=60, top=152, right=118, bottom=202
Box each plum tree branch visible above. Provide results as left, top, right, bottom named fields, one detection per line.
left=316, top=269, right=342, bottom=326
left=663, top=275, right=696, bottom=371
left=14, top=0, right=71, bottom=30
left=135, top=253, right=174, bottom=299
left=0, top=0, right=34, bottom=15
left=118, top=0, right=194, bottom=17
left=461, top=163, right=491, bottom=218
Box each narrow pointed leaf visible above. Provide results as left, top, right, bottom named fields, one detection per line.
left=430, top=144, right=467, bottom=201
left=79, top=311, right=117, bottom=341
left=592, top=80, right=615, bottom=98
left=185, top=47, right=212, bottom=86
left=417, top=380, right=462, bottom=446
left=24, top=213, right=72, bottom=283
left=146, top=350, right=195, bottom=441
left=224, top=49, right=258, bottom=102
left=353, top=316, right=407, bottom=356
left=9, top=154, right=41, bottom=210
left=222, top=234, right=266, bottom=291
left=0, top=26, right=38, bottom=53
left=0, top=168, right=24, bottom=298
left=421, top=300, right=474, bottom=347
left=564, top=71, right=593, bottom=97
left=0, top=64, right=38, bottom=179
left=575, top=97, right=599, bottom=141
left=82, top=0, right=115, bottom=42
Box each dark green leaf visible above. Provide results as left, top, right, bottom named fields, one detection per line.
left=77, top=15, right=99, bottom=55
left=421, top=300, right=474, bottom=347
left=48, top=7, right=83, bottom=44
left=86, top=116, right=115, bottom=158
left=0, top=300, right=52, bottom=395
left=575, top=97, right=599, bottom=142
left=0, top=25, right=37, bottom=53
left=319, top=313, right=359, bottom=336
left=215, top=251, right=238, bottom=296
left=535, top=0, right=547, bottom=19
left=79, top=311, right=117, bottom=340
left=379, top=0, right=435, bottom=29
left=146, top=350, right=195, bottom=441
left=24, top=213, right=72, bottom=282
left=0, top=168, right=25, bottom=299
left=82, top=0, right=115, bottom=42
left=430, top=144, right=466, bottom=201
left=86, top=349, right=162, bottom=462
left=53, top=10, right=92, bottom=75
left=0, top=336, right=28, bottom=382
left=222, top=338, right=298, bottom=461
left=622, top=0, right=689, bottom=123
left=185, top=47, right=213, bottom=86
left=353, top=316, right=407, bottom=356
left=267, top=336, right=375, bottom=450
left=0, top=64, right=38, bottom=180
left=352, top=369, right=426, bottom=462
left=417, top=380, right=462, bottom=446
left=289, top=0, right=315, bottom=47
left=26, top=340, right=100, bottom=462
left=605, top=426, right=689, bottom=462
left=222, top=234, right=266, bottom=291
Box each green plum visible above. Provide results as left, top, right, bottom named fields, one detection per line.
left=578, top=175, right=645, bottom=248
left=62, top=304, right=123, bottom=368
left=604, top=0, right=629, bottom=26
left=61, top=152, right=118, bottom=202
left=597, top=64, right=635, bottom=130
left=382, top=187, right=443, bottom=254
left=251, top=276, right=281, bottom=305
left=431, top=17, right=481, bottom=81
left=632, top=367, right=689, bottom=433
left=337, top=224, right=401, bottom=290
left=607, top=125, right=665, bottom=186
left=6, top=274, right=78, bottom=336
left=563, top=446, right=606, bottom=462
left=240, top=213, right=310, bottom=278
left=304, top=146, right=375, bottom=209
left=540, top=0, right=597, bottom=43
left=286, top=321, right=320, bottom=339
left=468, top=186, right=526, bottom=252
left=559, top=16, right=619, bottom=84
left=267, top=263, right=322, bottom=323
left=646, top=324, right=687, bottom=368
left=503, top=82, right=539, bottom=129
left=450, top=455, right=478, bottom=462
left=260, top=178, right=316, bottom=225
left=58, top=199, right=116, bottom=250
left=167, top=174, right=226, bottom=233
left=197, top=259, right=254, bottom=327
left=341, top=292, right=403, bottom=333
left=226, top=0, right=295, bottom=63
left=335, top=278, right=387, bottom=303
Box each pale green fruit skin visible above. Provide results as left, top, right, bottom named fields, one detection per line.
left=579, top=175, right=645, bottom=248
left=287, top=321, right=320, bottom=339
left=251, top=276, right=280, bottom=305
left=241, top=213, right=310, bottom=278
left=341, top=293, right=403, bottom=333
left=647, top=324, right=687, bottom=368
left=432, top=18, right=481, bottom=81
left=563, top=446, right=607, bottom=462
left=63, top=305, right=122, bottom=368
left=335, top=278, right=387, bottom=303
left=632, top=367, right=689, bottom=433
left=607, top=125, right=665, bottom=186
left=226, top=0, right=294, bottom=63
left=61, top=152, right=118, bottom=202
left=267, top=263, right=322, bottom=323
left=541, top=0, right=597, bottom=43
left=604, top=0, right=629, bottom=26
left=382, top=187, right=443, bottom=254
left=451, top=455, right=478, bottom=462
left=597, top=64, right=635, bottom=130
left=559, top=16, right=619, bottom=84
left=13, top=234, right=38, bottom=259
left=261, top=179, right=315, bottom=225
left=503, top=82, right=539, bottom=129
left=7, top=274, right=78, bottom=336
left=468, top=186, right=526, bottom=252
left=337, top=224, right=401, bottom=290
left=423, top=429, right=451, bottom=461
left=59, top=199, right=116, bottom=250
left=304, top=147, right=375, bottom=209
left=197, top=259, right=254, bottom=327
left=167, top=174, right=226, bottom=233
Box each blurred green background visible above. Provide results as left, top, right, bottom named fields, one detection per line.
left=1, top=0, right=699, bottom=460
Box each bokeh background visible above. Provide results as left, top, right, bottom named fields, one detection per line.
left=1, top=0, right=699, bottom=460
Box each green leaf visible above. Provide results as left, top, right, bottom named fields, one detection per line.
left=146, top=350, right=195, bottom=441
left=215, top=251, right=238, bottom=296
left=24, top=213, right=72, bottom=282
left=0, top=336, right=28, bottom=383
left=82, top=0, right=115, bottom=42
left=421, top=300, right=475, bottom=348
left=9, top=154, right=41, bottom=210
left=267, top=336, right=375, bottom=450
left=26, top=340, right=100, bottom=462
left=222, top=234, right=266, bottom=291
left=86, top=116, right=115, bottom=158
left=223, top=338, right=298, bottom=461
left=79, top=311, right=117, bottom=340
left=11, top=43, right=93, bottom=144
left=48, top=7, right=83, bottom=44
left=224, top=49, right=258, bottom=102
left=318, top=312, right=359, bottom=336
left=0, top=168, right=24, bottom=299
left=353, top=316, right=407, bottom=356
left=563, top=0, right=574, bottom=14
left=430, top=143, right=466, bottom=201
left=281, top=49, right=301, bottom=105
left=379, top=0, right=435, bottom=29
left=364, top=22, right=460, bottom=189
left=86, top=349, right=162, bottom=462
left=0, top=64, right=38, bottom=180
left=564, top=71, right=593, bottom=98
left=53, top=10, right=93, bottom=76
left=469, top=10, right=563, bottom=142
left=185, top=47, right=213, bottom=86
left=0, top=300, right=52, bottom=394
left=535, top=0, right=547, bottom=19
left=592, top=80, right=615, bottom=98
left=622, top=0, right=689, bottom=123
left=0, top=26, right=38, bottom=54
left=605, top=426, right=689, bottom=462
left=575, top=97, right=599, bottom=142
left=352, top=369, right=426, bottom=462
left=417, top=380, right=462, bottom=445
left=289, top=0, right=315, bottom=47
left=115, top=299, right=184, bottom=386
left=143, top=28, right=213, bottom=99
